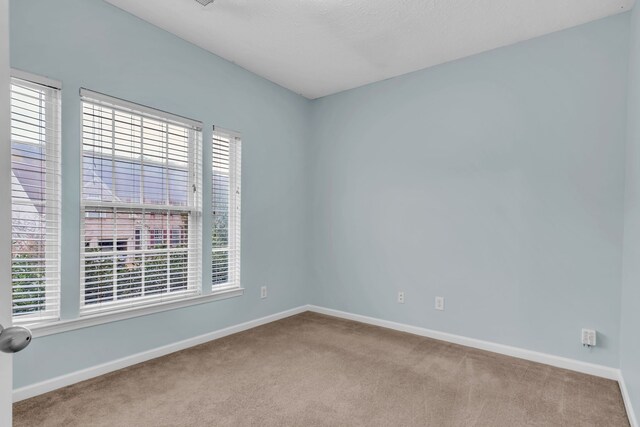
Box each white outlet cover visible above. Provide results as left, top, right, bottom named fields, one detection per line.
left=435, top=297, right=445, bottom=311
left=581, top=328, right=596, bottom=346
left=261, top=286, right=267, bottom=299
left=398, top=292, right=405, bottom=304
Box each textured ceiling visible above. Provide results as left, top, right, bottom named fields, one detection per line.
left=105, top=0, right=634, bottom=99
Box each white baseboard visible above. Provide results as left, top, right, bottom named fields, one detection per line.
left=619, top=372, right=639, bottom=427
left=13, top=305, right=308, bottom=402
left=307, top=305, right=620, bottom=380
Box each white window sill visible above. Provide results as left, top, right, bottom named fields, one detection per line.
left=28, top=287, right=244, bottom=338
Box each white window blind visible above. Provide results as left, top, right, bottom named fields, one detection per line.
left=10, top=75, right=61, bottom=324
left=80, top=89, right=202, bottom=315
left=212, top=128, right=241, bottom=289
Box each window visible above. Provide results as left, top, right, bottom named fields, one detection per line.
left=10, top=74, right=61, bottom=324
left=212, top=128, right=241, bottom=289
left=170, top=228, right=182, bottom=246
left=150, top=229, right=164, bottom=246
left=134, top=228, right=142, bottom=250
left=80, top=89, right=202, bottom=315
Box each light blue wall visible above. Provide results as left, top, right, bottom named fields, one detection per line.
left=621, top=4, right=640, bottom=421
left=10, top=0, right=312, bottom=388
left=309, top=14, right=630, bottom=367
left=9, top=0, right=635, bottom=392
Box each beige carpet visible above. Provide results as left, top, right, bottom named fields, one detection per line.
left=14, top=312, right=629, bottom=427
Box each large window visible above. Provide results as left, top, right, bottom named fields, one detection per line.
left=10, top=74, right=61, bottom=324
left=80, top=89, right=202, bottom=315
left=212, top=128, right=241, bottom=289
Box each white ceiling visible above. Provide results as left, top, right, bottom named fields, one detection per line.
left=105, top=0, right=634, bottom=99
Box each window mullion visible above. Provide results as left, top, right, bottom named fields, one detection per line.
left=111, top=110, right=118, bottom=302
left=166, top=209, right=170, bottom=292
left=140, top=116, right=145, bottom=205
left=142, top=209, right=146, bottom=296
left=44, top=84, right=60, bottom=318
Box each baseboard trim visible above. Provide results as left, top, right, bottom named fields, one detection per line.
left=307, top=305, right=620, bottom=380
left=619, top=372, right=639, bottom=427
left=13, top=305, right=308, bottom=402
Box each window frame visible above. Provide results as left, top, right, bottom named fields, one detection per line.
left=9, top=70, right=62, bottom=326
left=79, top=88, right=204, bottom=316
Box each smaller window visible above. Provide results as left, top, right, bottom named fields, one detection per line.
left=150, top=229, right=164, bottom=247
left=170, top=228, right=182, bottom=246
left=10, top=72, right=62, bottom=325
left=98, top=239, right=114, bottom=250
left=212, top=127, right=241, bottom=289
left=85, top=211, right=107, bottom=219
left=134, top=228, right=141, bottom=250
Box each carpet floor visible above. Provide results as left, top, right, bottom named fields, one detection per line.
left=14, top=312, right=629, bottom=426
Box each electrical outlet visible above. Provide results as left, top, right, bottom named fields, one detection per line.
left=260, top=286, right=267, bottom=299
left=397, top=291, right=405, bottom=304
left=581, top=329, right=596, bottom=347
left=435, top=296, right=445, bottom=311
